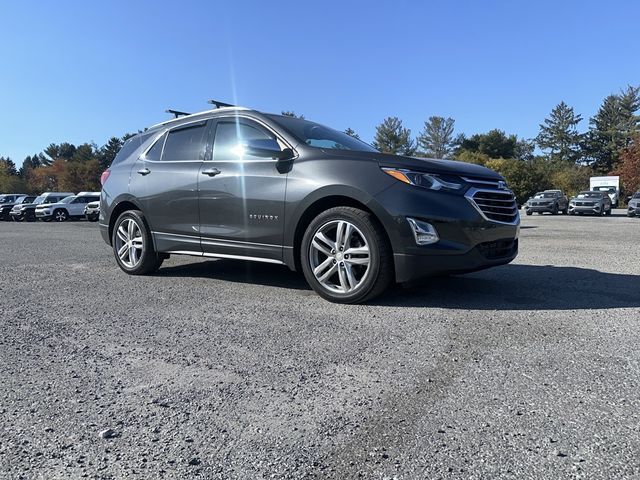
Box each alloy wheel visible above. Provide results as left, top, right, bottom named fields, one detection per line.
left=55, top=210, right=67, bottom=222
left=309, top=220, right=371, bottom=294
left=114, top=218, right=144, bottom=269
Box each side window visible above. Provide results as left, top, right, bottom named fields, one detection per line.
left=213, top=120, right=280, bottom=161
left=145, top=133, right=165, bottom=161
left=161, top=123, right=208, bottom=161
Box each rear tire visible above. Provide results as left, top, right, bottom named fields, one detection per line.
left=112, top=210, right=163, bottom=275
left=300, top=206, right=393, bottom=304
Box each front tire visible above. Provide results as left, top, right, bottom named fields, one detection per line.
left=112, top=210, right=163, bottom=275
left=300, top=207, right=393, bottom=304
left=53, top=209, right=68, bottom=222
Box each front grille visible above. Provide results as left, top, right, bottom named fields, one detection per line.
left=478, top=238, right=518, bottom=260
left=470, top=190, right=518, bottom=223
left=575, top=201, right=595, bottom=207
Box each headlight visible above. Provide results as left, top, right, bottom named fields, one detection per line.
left=382, top=168, right=463, bottom=191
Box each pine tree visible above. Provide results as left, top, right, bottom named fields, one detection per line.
left=417, top=116, right=455, bottom=159
left=535, top=101, right=583, bottom=163
left=99, top=137, right=124, bottom=169
left=587, top=86, right=640, bottom=173
left=372, top=117, right=415, bottom=155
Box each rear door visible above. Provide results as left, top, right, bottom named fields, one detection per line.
left=130, top=120, right=211, bottom=253
left=197, top=116, right=288, bottom=262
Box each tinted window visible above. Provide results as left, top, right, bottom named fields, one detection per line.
left=213, top=120, right=280, bottom=161
left=268, top=114, right=378, bottom=153
left=162, top=123, right=208, bottom=161
left=112, top=132, right=153, bottom=165
left=145, top=134, right=165, bottom=161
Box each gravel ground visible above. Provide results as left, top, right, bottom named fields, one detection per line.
left=1, top=211, right=639, bottom=479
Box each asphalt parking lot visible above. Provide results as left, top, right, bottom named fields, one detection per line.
left=1, top=211, right=639, bottom=479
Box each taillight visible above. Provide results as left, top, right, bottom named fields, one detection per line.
left=100, top=169, right=111, bottom=186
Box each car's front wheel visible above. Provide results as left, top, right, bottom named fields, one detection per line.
left=300, top=207, right=393, bottom=304
left=53, top=209, right=68, bottom=222
left=112, top=210, right=163, bottom=275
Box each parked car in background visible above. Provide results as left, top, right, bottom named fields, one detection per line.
left=627, top=191, right=640, bottom=217
left=568, top=191, right=612, bottom=216
left=0, top=195, right=36, bottom=221
left=99, top=105, right=519, bottom=303
left=524, top=190, right=568, bottom=215
left=0, top=194, right=27, bottom=204
left=35, top=191, right=100, bottom=222
left=10, top=192, right=75, bottom=222
left=84, top=201, right=100, bottom=222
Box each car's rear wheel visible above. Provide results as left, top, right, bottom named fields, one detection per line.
left=301, top=207, right=393, bottom=304
left=53, top=209, right=68, bottom=222
left=112, top=210, right=163, bottom=275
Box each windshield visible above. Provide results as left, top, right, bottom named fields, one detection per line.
left=577, top=192, right=602, bottom=199
left=32, top=195, right=46, bottom=204
left=0, top=195, right=11, bottom=203
left=633, top=192, right=640, bottom=199
left=61, top=196, right=75, bottom=204
left=536, top=193, right=556, bottom=198
left=269, top=115, right=378, bottom=153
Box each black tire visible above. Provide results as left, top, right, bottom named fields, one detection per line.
left=53, top=209, right=68, bottom=222
left=551, top=204, right=558, bottom=215
left=300, top=206, right=393, bottom=304
left=606, top=207, right=612, bottom=216
left=525, top=210, right=532, bottom=216
left=86, top=214, right=99, bottom=222
left=12, top=215, right=23, bottom=222
left=562, top=206, right=568, bottom=214
left=112, top=210, right=163, bottom=275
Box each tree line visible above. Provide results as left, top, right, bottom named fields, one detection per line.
left=1, top=87, right=639, bottom=204
left=367, top=85, right=639, bottom=203
left=0, top=135, right=133, bottom=195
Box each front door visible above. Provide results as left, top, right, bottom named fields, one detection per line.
left=198, top=116, right=288, bottom=262
left=131, top=120, right=211, bottom=253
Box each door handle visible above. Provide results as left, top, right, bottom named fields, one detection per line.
left=137, top=168, right=151, bottom=176
left=202, top=167, right=221, bottom=177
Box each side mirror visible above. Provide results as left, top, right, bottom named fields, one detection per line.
left=244, top=140, right=294, bottom=161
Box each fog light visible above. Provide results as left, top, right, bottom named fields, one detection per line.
left=407, top=218, right=439, bottom=245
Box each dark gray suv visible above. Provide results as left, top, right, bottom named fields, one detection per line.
left=99, top=106, right=519, bottom=303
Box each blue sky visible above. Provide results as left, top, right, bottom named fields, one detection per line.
left=1, top=0, right=638, bottom=165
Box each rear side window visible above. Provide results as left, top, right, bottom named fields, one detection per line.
left=213, top=120, right=279, bottom=161
left=162, top=123, right=208, bottom=161
left=112, top=132, right=153, bottom=165
left=145, top=133, right=165, bottom=161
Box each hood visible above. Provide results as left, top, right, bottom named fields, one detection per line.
left=322, top=150, right=503, bottom=181
left=36, top=202, right=66, bottom=209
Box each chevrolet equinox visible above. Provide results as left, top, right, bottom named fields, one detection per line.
left=99, top=105, right=519, bottom=303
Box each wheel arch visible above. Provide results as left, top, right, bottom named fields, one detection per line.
left=107, top=197, right=146, bottom=246
left=286, top=190, right=394, bottom=275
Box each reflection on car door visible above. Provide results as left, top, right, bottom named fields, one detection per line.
left=198, top=116, right=287, bottom=262
left=130, top=120, right=211, bottom=253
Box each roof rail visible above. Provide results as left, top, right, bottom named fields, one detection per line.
left=207, top=99, right=235, bottom=109
left=165, top=109, right=191, bottom=118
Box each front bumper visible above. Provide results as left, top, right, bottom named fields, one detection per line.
left=569, top=204, right=601, bottom=214
left=35, top=209, right=52, bottom=218
left=628, top=205, right=640, bottom=217
left=525, top=204, right=556, bottom=213
left=373, top=183, right=520, bottom=283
